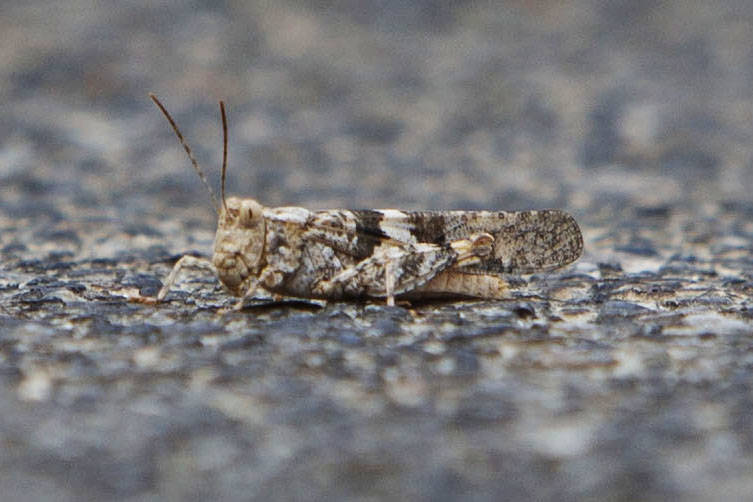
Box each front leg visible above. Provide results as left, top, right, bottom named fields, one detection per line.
left=131, top=255, right=215, bottom=304
left=157, top=255, right=215, bottom=301
left=227, top=275, right=291, bottom=310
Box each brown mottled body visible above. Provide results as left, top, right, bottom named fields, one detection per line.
left=148, top=95, right=584, bottom=306
left=205, top=198, right=582, bottom=302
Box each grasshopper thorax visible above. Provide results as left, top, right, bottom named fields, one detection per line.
left=212, top=197, right=266, bottom=295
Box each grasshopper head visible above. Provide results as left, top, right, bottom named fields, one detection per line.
left=149, top=95, right=267, bottom=297
left=212, top=197, right=266, bottom=295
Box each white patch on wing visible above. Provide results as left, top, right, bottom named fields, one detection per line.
left=375, top=209, right=415, bottom=243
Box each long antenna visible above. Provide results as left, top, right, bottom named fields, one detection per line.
left=220, top=100, right=228, bottom=213
left=149, top=93, right=221, bottom=215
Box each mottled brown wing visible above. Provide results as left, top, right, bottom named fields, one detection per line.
left=351, top=209, right=584, bottom=274
left=302, top=209, right=410, bottom=260
left=305, top=208, right=583, bottom=274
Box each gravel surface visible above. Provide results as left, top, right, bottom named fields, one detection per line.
left=3, top=1, right=753, bottom=500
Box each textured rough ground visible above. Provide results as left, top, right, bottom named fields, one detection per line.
left=2, top=1, right=753, bottom=500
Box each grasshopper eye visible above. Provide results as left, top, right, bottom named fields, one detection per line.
left=235, top=200, right=264, bottom=227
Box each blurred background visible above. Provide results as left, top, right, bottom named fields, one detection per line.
left=4, top=0, right=753, bottom=227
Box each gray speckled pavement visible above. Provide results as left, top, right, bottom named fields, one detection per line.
left=3, top=1, right=753, bottom=500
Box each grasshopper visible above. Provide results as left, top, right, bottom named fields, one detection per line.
left=148, top=95, right=583, bottom=307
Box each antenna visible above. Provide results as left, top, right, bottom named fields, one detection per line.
left=149, top=93, right=221, bottom=215
left=220, top=100, right=228, bottom=213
